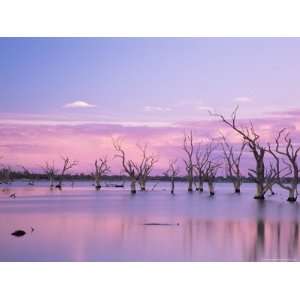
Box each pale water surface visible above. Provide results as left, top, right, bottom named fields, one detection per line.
left=0, top=181, right=300, bottom=261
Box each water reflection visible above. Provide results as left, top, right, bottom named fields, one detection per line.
left=1, top=211, right=300, bottom=261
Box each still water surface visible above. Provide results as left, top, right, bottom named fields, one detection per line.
left=0, top=181, right=299, bottom=261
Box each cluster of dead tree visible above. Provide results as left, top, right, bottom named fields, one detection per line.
left=2, top=106, right=300, bottom=202
left=211, top=107, right=300, bottom=202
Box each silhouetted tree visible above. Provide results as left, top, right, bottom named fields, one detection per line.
left=221, top=135, right=246, bottom=193
left=164, top=159, right=180, bottom=194
left=94, top=157, right=110, bottom=190
left=56, top=156, right=78, bottom=189
left=211, top=107, right=277, bottom=200
left=183, top=131, right=194, bottom=192
left=268, top=128, right=300, bottom=202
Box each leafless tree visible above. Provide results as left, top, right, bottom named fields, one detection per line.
left=268, top=129, right=300, bottom=202
left=194, top=142, right=215, bottom=192
left=221, top=135, right=246, bottom=193
left=183, top=131, right=194, bottom=192
left=204, top=160, right=222, bottom=196
left=164, top=159, right=180, bottom=194
left=211, top=107, right=278, bottom=200
left=42, top=161, right=58, bottom=188
left=56, top=156, right=78, bottom=189
left=21, top=166, right=35, bottom=185
left=94, top=157, right=110, bottom=190
left=133, top=144, right=158, bottom=191
left=0, top=164, right=12, bottom=185
left=113, top=139, right=138, bottom=194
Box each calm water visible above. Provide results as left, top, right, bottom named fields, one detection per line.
left=0, top=181, right=300, bottom=261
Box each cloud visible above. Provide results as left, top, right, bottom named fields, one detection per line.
left=143, top=106, right=172, bottom=112
left=195, top=105, right=213, bottom=111
left=234, top=97, right=253, bottom=103
left=64, top=101, right=96, bottom=108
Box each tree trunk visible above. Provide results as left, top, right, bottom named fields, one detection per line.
left=234, top=180, right=241, bottom=193
left=140, top=179, right=146, bottom=191
left=287, top=188, right=297, bottom=202
left=95, top=177, right=101, bottom=190
left=171, top=178, right=175, bottom=194
left=208, top=181, right=215, bottom=196
left=50, top=176, right=54, bottom=188
left=197, top=179, right=204, bottom=192
left=254, top=182, right=265, bottom=200
left=131, top=177, right=137, bottom=194
left=187, top=172, right=193, bottom=192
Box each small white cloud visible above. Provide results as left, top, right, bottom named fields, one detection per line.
left=64, top=101, right=96, bottom=108
left=195, top=105, right=213, bottom=111
left=144, top=106, right=172, bottom=112
left=234, top=97, right=253, bottom=103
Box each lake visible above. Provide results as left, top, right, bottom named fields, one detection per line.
left=0, top=181, right=299, bottom=261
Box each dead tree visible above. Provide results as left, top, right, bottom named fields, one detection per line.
left=21, top=166, right=35, bottom=186
left=94, top=157, right=110, bottom=190
left=0, top=165, right=12, bottom=185
left=194, top=142, right=214, bottom=192
left=113, top=139, right=138, bottom=194
left=164, top=159, right=180, bottom=194
left=42, top=161, right=58, bottom=188
left=183, top=131, right=194, bottom=192
left=56, top=156, right=78, bottom=189
left=268, top=129, right=300, bottom=202
left=211, top=107, right=277, bottom=200
left=204, top=160, right=222, bottom=196
left=221, top=136, right=246, bottom=193
left=133, top=144, right=158, bottom=191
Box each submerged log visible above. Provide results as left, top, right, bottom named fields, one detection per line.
left=11, top=230, right=26, bottom=237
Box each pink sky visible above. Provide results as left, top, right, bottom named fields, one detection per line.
left=1, top=108, right=300, bottom=175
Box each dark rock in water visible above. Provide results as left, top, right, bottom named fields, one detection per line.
left=143, top=223, right=180, bottom=226
left=11, top=230, right=26, bottom=237
left=9, top=193, right=16, bottom=198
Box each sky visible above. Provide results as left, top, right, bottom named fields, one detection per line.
left=1, top=38, right=300, bottom=174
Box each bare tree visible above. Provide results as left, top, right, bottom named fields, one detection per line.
left=268, top=129, right=300, bottom=202
left=0, top=164, right=12, bottom=185
left=21, top=166, right=35, bottom=185
left=221, top=135, right=246, bottom=193
left=194, top=142, right=214, bottom=192
left=56, top=156, right=78, bottom=189
left=211, top=107, right=277, bottom=200
left=42, top=161, right=58, bottom=188
left=164, top=159, right=180, bottom=194
left=113, top=139, right=138, bottom=194
left=133, top=144, right=158, bottom=191
left=183, top=131, right=194, bottom=192
left=204, top=160, right=222, bottom=196
left=94, top=157, right=110, bottom=190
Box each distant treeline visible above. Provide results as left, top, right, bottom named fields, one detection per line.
left=2, top=171, right=297, bottom=184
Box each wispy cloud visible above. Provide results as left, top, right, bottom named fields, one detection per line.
left=234, top=97, right=253, bottom=103
left=195, top=105, right=213, bottom=111
left=64, top=101, right=96, bottom=108
left=143, top=106, right=172, bottom=112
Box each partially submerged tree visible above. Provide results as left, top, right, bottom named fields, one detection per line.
left=183, top=131, right=194, bottom=192
left=268, top=129, right=300, bottom=202
left=42, top=161, right=58, bottom=188
left=133, top=144, right=158, bottom=191
left=94, top=157, right=110, bottom=190
left=204, top=160, right=222, bottom=196
left=221, top=135, right=246, bottom=193
left=211, top=107, right=277, bottom=200
left=56, top=156, right=78, bottom=189
left=113, top=139, right=138, bottom=194
left=194, top=142, right=214, bottom=192
left=164, top=159, right=180, bottom=194
left=21, top=166, right=35, bottom=185
left=0, top=165, right=12, bottom=185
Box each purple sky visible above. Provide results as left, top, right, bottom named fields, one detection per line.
left=1, top=38, right=300, bottom=173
